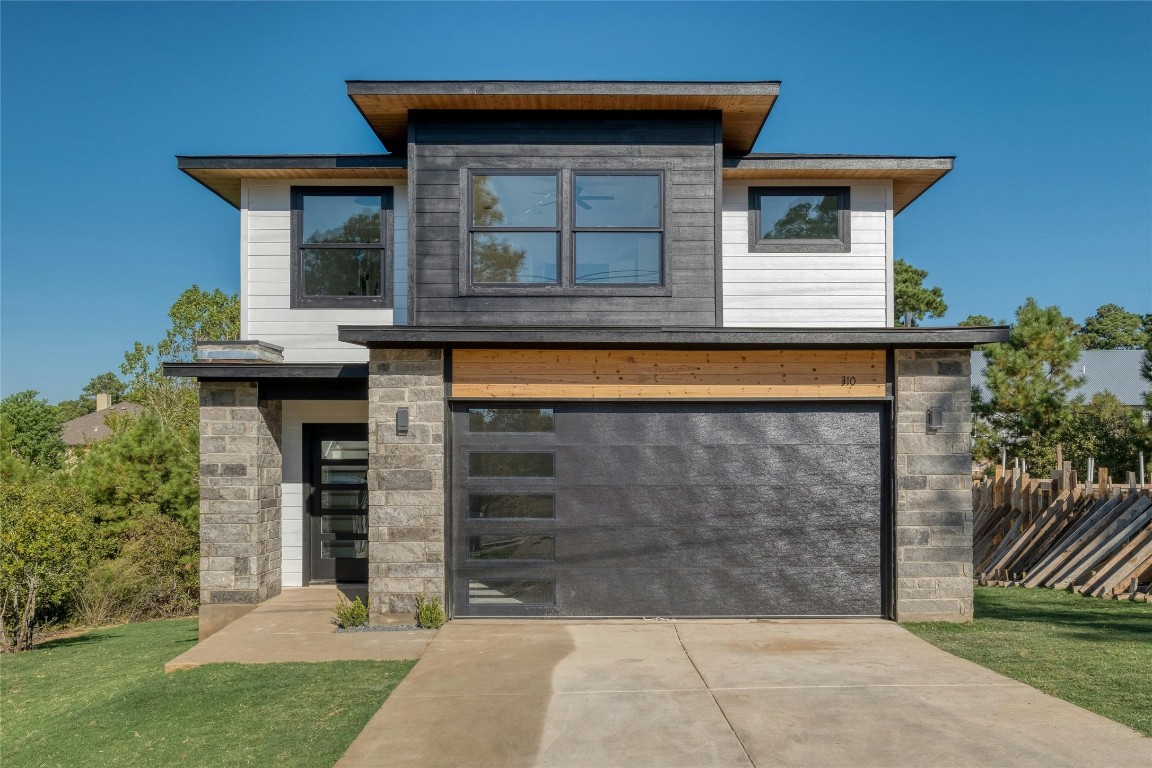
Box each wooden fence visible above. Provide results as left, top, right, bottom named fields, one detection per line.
left=973, top=460, right=1152, bottom=601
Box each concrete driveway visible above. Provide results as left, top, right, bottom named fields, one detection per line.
left=336, top=619, right=1150, bottom=768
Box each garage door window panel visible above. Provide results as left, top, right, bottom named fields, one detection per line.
left=468, top=493, right=556, bottom=519
left=467, top=534, right=556, bottom=562
left=467, top=407, right=556, bottom=433
left=468, top=451, right=556, bottom=479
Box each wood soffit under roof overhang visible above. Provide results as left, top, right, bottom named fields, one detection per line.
left=177, top=155, right=408, bottom=207
left=723, top=155, right=955, bottom=215
left=346, top=80, right=781, bottom=155
left=179, top=153, right=952, bottom=216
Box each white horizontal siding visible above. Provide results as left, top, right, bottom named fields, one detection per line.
left=721, top=180, right=893, bottom=328
left=240, top=179, right=408, bottom=362
left=280, top=400, right=369, bottom=587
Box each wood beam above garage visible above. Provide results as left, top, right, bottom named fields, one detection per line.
left=451, top=348, right=887, bottom=399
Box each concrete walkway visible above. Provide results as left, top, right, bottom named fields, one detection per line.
left=164, top=586, right=432, bottom=672
left=336, top=619, right=1151, bottom=768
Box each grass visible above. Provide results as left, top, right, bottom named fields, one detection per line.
left=905, top=586, right=1152, bottom=737
left=1, top=618, right=415, bottom=767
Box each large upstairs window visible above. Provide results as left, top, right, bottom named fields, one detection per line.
left=466, top=170, right=664, bottom=293
left=291, top=187, right=392, bottom=308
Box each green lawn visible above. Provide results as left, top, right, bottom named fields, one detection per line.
left=905, top=586, right=1152, bottom=737
left=1, top=619, right=415, bottom=767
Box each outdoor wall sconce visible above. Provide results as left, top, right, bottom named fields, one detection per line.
left=396, top=407, right=409, bottom=436
left=927, top=406, right=943, bottom=431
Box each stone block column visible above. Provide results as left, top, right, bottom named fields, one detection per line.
left=198, top=381, right=283, bottom=639
left=367, top=348, right=446, bottom=621
left=894, top=349, right=974, bottom=623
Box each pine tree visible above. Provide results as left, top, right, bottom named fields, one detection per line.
left=974, top=298, right=1082, bottom=473
left=893, top=259, right=947, bottom=325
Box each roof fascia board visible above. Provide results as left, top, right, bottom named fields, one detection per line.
left=337, top=326, right=1010, bottom=349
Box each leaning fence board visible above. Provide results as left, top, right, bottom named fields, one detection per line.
left=973, top=466, right=1152, bottom=600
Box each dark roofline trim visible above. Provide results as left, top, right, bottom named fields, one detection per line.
left=346, top=80, right=781, bottom=96
left=162, top=362, right=369, bottom=380
left=724, top=155, right=954, bottom=169
left=337, top=326, right=1009, bottom=350
left=177, top=155, right=407, bottom=170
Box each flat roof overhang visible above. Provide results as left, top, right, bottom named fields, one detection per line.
left=346, top=80, right=780, bottom=155
left=177, top=155, right=407, bottom=208
left=723, top=155, right=954, bottom=215
left=163, top=361, right=368, bottom=399
left=338, top=326, right=1009, bottom=350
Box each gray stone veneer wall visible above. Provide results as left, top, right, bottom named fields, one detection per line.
left=198, top=382, right=283, bottom=638
left=894, top=349, right=973, bottom=622
left=367, top=348, right=446, bottom=620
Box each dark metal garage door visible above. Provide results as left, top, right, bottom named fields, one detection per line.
left=450, top=402, right=887, bottom=617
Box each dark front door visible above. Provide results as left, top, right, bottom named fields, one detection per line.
left=450, top=402, right=887, bottom=617
left=307, top=426, right=369, bottom=584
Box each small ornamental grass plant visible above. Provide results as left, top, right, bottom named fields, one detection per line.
left=331, top=595, right=369, bottom=629
left=414, top=594, right=446, bottom=629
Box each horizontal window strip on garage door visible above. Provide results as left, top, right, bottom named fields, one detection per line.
left=450, top=348, right=887, bottom=399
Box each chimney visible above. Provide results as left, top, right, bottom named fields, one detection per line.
left=95, top=393, right=112, bottom=411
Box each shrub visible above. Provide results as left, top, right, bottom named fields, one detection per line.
left=415, top=594, right=446, bottom=629
left=75, top=515, right=198, bottom=625
left=332, top=595, right=369, bottom=628
left=0, top=477, right=95, bottom=652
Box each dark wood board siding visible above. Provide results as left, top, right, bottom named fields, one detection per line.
left=410, top=111, right=719, bottom=327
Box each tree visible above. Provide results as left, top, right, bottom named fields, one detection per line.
left=75, top=410, right=199, bottom=531
left=0, top=475, right=95, bottom=652
left=1077, top=304, right=1149, bottom=350
left=1059, top=392, right=1149, bottom=477
left=974, top=298, right=1083, bottom=474
left=55, top=371, right=128, bottom=422
left=958, top=314, right=999, bottom=327
left=0, top=391, right=66, bottom=469
left=893, top=259, right=947, bottom=325
left=122, top=285, right=239, bottom=433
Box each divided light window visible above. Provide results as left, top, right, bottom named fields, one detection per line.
left=468, top=171, right=663, bottom=290
left=748, top=186, right=850, bottom=254
left=291, top=187, right=393, bottom=308
left=470, top=173, right=560, bottom=285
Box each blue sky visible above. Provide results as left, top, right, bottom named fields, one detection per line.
left=2, top=1, right=1150, bottom=402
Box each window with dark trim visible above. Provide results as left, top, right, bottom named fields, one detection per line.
left=466, top=170, right=665, bottom=292
left=748, top=186, right=850, bottom=253
left=291, top=186, right=393, bottom=308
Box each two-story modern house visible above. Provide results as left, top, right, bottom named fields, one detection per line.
left=168, top=80, right=1006, bottom=639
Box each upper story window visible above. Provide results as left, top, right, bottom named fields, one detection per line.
left=748, top=186, right=850, bottom=253
left=291, top=187, right=393, bottom=308
left=467, top=170, right=664, bottom=292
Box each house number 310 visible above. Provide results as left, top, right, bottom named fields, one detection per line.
left=841, top=376, right=857, bottom=386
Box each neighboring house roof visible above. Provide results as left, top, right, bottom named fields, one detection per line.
left=972, top=349, right=1149, bottom=407
left=61, top=403, right=144, bottom=446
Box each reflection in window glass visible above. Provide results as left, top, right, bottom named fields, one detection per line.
left=321, top=465, right=368, bottom=484
left=758, top=192, right=840, bottom=240
left=573, top=175, right=660, bottom=228
left=322, top=441, right=369, bottom=460
left=471, top=233, right=558, bottom=284
left=322, top=490, right=366, bottom=510
left=302, top=248, right=381, bottom=297
left=472, top=175, right=558, bottom=228
left=468, top=535, right=555, bottom=561
left=468, top=408, right=555, bottom=433
left=574, top=232, right=662, bottom=284
left=468, top=452, right=555, bottom=478
left=302, top=195, right=382, bottom=244
left=468, top=579, right=555, bottom=605
left=468, top=494, right=555, bottom=519
left=321, top=515, right=368, bottom=534
left=321, top=540, right=368, bottom=559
